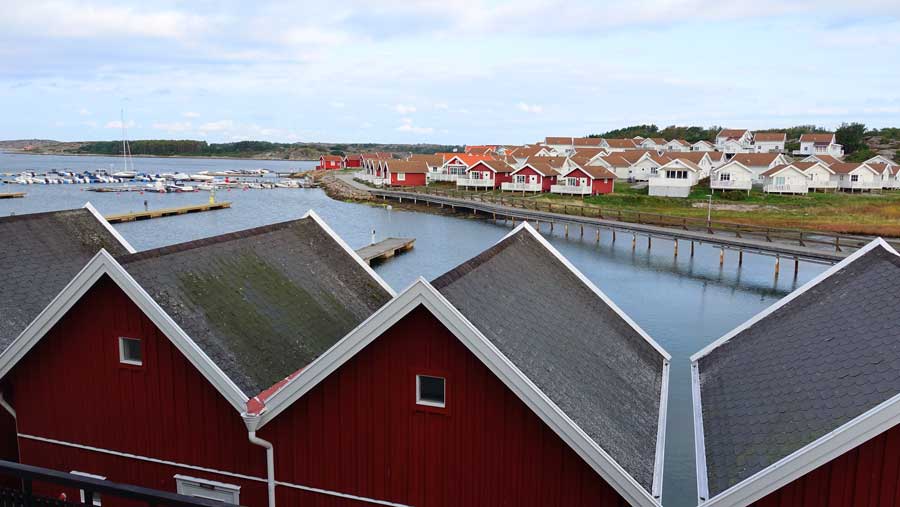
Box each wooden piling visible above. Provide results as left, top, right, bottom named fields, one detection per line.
left=691, top=241, right=695, bottom=257
left=775, top=256, right=781, bottom=275
left=565, top=224, right=569, bottom=238
left=674, top=239, right=678, bottom=257
left=719, top=248, right=725, bottom=266
left=738, top=250, right=743, bottom=266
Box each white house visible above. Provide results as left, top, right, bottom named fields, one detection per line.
left=664, top=139, right=692, bottom=152
left=648, top=159, right=704, bottom=198
left=542, top=137, right=575, bottom=156
left=715, top=129, right=754, bottom=154
left=600, top=151, right=668, bottom=180
left=794, top=161, right=838, bottom=191
left=638, top=137, right=667, bottom=150
left=667, top=152, right=715, bottom=177
left=601, top=138, right=639, bottom=152
left=752, top=132, right=786, bottom=153
left=801, top=154, right=841, bottom=166
left=870, top=163, right=895, bottom=189
left=710, top=161, right=754, bottom=194
left=797, top=133, right=844, bottom=157
left=761, top=165, right=810, bottom=194
left=865, top=155, right=897, bottom=167
left=692, top=140, right=716, bottom=152
left=830, top=162, right=882, bottom=192
left=728, top=153, right=790, bottom=183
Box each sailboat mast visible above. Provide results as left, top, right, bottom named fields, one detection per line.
left=121, top=109, right=127, bottom=172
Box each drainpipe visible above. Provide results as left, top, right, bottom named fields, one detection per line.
left=243, top=414, right=275, bottom=507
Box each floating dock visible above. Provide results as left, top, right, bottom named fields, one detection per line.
left=356, top=238, right=415, bottom=264
left=0, top=192, right=25, bottom=199
left=105, top=202, right=232, bottom=223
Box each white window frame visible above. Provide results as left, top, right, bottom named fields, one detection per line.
left=118, top=337, right=142, bottom=366
left=175, top=475, right=240, bottom=504
left=415, top=375, right=446, bottom=408
left=851, top=174, right=859, bottom=182
left=71, top=471, right=104, bottom=506
left=397, top=172, right=406, bottom=181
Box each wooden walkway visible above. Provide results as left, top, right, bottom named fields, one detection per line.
left=356, top=238, right=415, bottom=264
left=105, top=202, right=231, bottom=223
left=367, top=188, right=854, bottom=266
left=0, top=192, right=25, bottom=199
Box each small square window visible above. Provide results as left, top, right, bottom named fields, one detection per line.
left=416, top=375, right=445, bottom=407
left=71, top=471, right=104, bottom=506
left=118, top=337, right=142, bottom=366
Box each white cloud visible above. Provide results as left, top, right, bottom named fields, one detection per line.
left=396, top=117, right=433, bottom=134
left=394, top=104, right=417, bottom=114
left=78, top=108, right=91, bottom=116
left=105, top=119, right=135, bottom=129
left=517, top=102, right=543, bottom=114
left=153, top=121, right=193, bottom=132
left=182, top=111, right=201, bottom=118
left=197, top=120, right=234, bottom=132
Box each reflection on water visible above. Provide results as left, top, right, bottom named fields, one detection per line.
left=0, top=154, right=826, bottom=507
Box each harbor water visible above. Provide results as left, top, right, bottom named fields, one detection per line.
left=0, top=152, right=826, bottom=506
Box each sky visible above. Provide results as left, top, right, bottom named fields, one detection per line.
left=1, top=0, right=899, bottom=145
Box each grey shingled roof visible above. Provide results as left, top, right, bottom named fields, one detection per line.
left=0, top=208, right=131, bottom=350
left=431, top=229, right=666, bottom=491
left=118, top=216, right=392, bottom=397
left=697, top=244, right=900, bottom=497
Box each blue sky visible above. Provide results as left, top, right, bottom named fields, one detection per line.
left=1, top=0, right=898, bottom=145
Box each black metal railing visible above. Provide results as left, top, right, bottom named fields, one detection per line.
left=0, top=460, right=234, bottom=507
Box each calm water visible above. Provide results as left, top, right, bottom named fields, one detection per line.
left=0, top=153, right=825, bottom=506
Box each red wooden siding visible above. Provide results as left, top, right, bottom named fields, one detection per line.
left=344, top=158, right=361, bottom=168
left=511, top=167, right=555, bottom=192
left=752, top=423, right=900, bottom=507
left=565, top=168, right=613, bottom=195
left=389, top=172, right=426, bottom=187
left=4, top=276, right=267, bottom=506
left=260, top=306, right=629, bottom=507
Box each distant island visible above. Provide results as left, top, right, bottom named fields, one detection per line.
left=0, top=139, right=463, bottom=161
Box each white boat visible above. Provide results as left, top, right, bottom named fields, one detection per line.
left=113, top=171, right=136, bottom=178
left=190, top=174, right=214, bottom=182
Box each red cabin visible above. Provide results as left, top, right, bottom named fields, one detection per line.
left=0, top=215, right=671, bottom=507
left=0, top=211, right=394, bottom=507
left=343, top=154, right=362, bottom=168
left=504, top=161, right=558, bottom=192
left=554, top=165, right=615, bottom=196
left=458, top=159, right=514, bottom=190
left=318, top=155, right=344, bottom=170
left=384, top=160, right=428, bottom=187
left=692, top=239, right=900, bottom=507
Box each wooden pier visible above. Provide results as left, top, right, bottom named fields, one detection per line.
left=366, top=188, right=877, bottom=272
left=356, top=238, right=415, bottom=264
left=0, top=192, right=25, bottom=199
left=105, top=202, right=231, bottom=223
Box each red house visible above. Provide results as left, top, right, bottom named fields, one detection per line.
left=318, top=155, right=343, bottom=170
left=553, top=164, right=616, bottom=196
left=244, top=222, right=670, bottom=507
left=503, top=160, right=559, bottom=192
left=0, top=211, right=394, bottom=507
left=343, top=154, right=362, bottom=168
left=1, top=216, right=671, bottom=507
left=692, top=238, right=900, bottom=507
left=384, top=159, right=428, bottom=187
left=457, top=159, right=514, bottom=189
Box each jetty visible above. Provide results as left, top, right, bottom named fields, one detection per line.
left=105, top=201, right=232, bottom=223
left=356, top=237, right=415, bottom=264
left=0, top=192, right=25, bottom=199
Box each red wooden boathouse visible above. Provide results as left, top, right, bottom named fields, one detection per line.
left=1, top=216, right=670, bottom=507
left=692, top=238, right=900, bottom=507
left=384, top=159, right=428, bottom=187
left=343, top=154, right=362, bottom=168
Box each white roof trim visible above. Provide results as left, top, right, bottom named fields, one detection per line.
left=797, top=162, right=836, bottom=175
left=651, top=359, right=670, bottom=500
left=511, top=163, right=553, bottom=177
left=691, top=361, right=710, bottom=503
left=502, top=221, right=671, bottom=360
left=763, top=165, right=806, bottom=178
left=658, top=159, right=700, bottom=172
left=252, top=278, right=661, bottom=506
left=82, top=202, right=137, bottom=254
left=302, top=210, right=396, bottom=297
left=0, top=250, right=249, bottom=412
left=700, top=389, right=900, bottom=507
left=691, top=237, right=898, bottom=362
left=714, top=161, right=753, bottom=174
